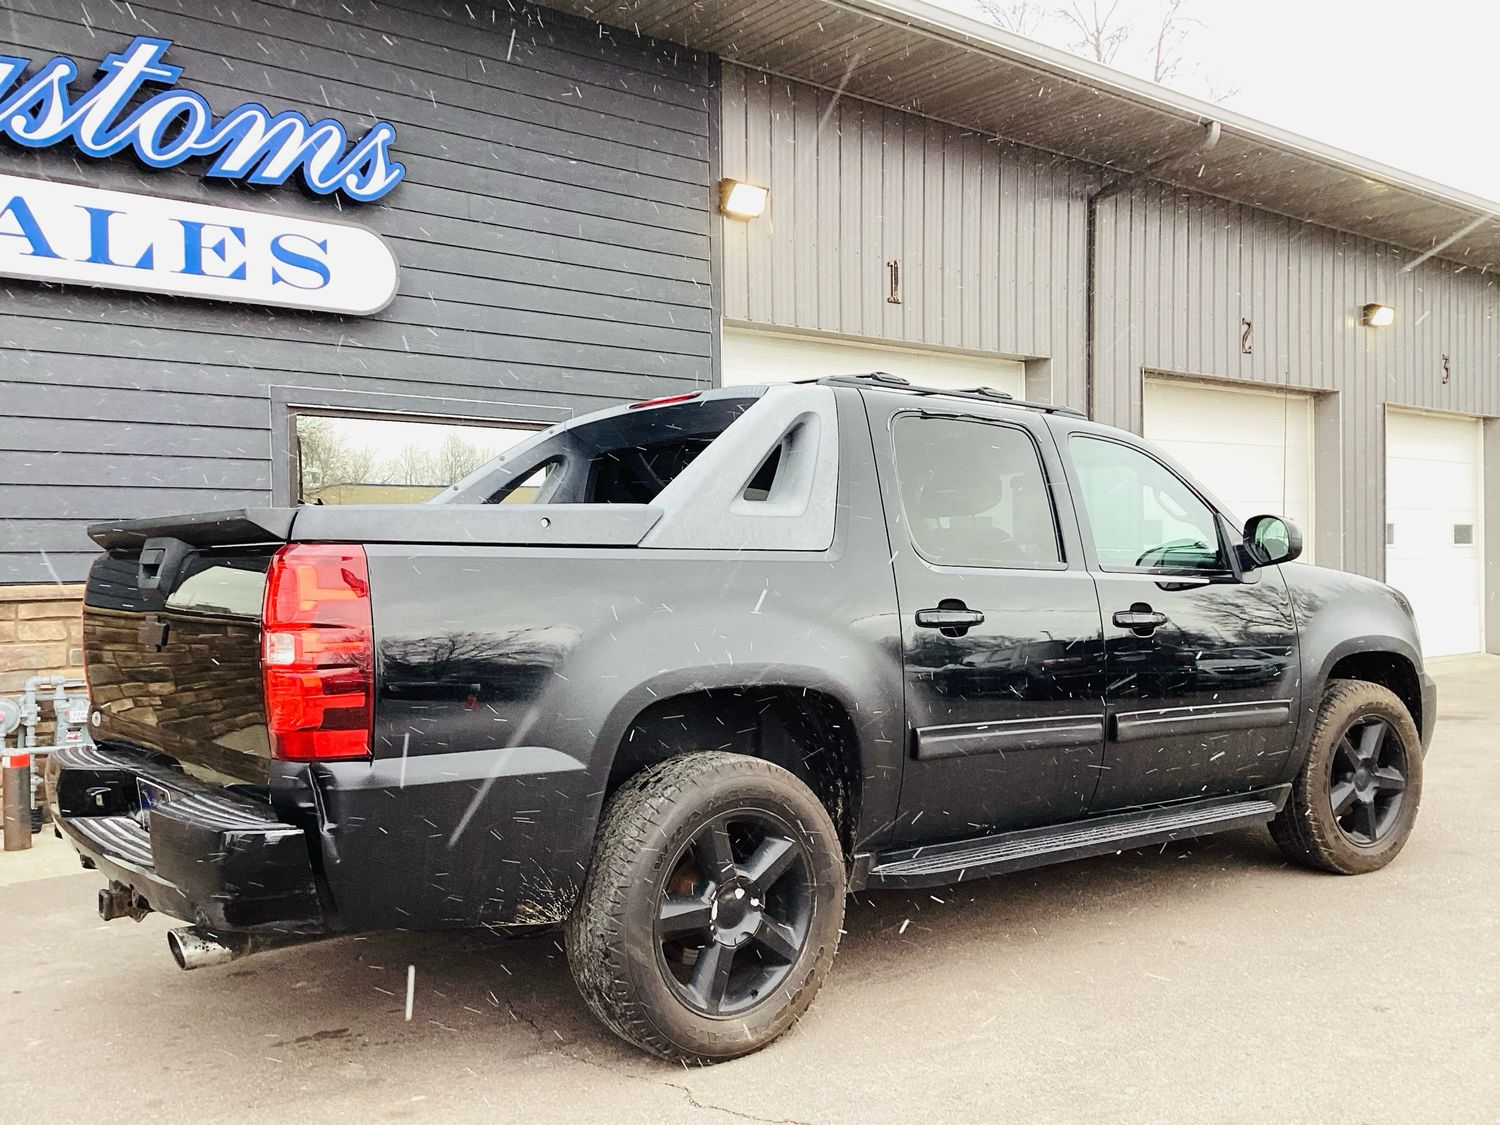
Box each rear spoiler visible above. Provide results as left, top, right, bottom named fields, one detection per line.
left=87, top=509, right=297, bottom=551
left=88, top=504, right=663, bottom=552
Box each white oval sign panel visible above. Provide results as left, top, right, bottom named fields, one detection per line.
left=0, top=173, right=398, bottom=315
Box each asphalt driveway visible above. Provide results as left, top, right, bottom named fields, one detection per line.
left=3, top=656, right=1496, bottom=1123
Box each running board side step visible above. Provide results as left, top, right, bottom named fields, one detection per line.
left=856, top=786, right=1290, bottom=890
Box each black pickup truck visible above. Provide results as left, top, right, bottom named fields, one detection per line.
left=51, top=375, right=1434, bottom=1062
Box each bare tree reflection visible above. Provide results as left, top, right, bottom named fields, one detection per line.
left=381, top=627, right=572, bottom=703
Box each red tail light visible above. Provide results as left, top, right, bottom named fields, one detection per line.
left=262, top=544, right=374, bottom=762
left=628, top=391, right=701, bottom=409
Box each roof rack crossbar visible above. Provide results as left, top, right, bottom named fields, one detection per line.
left=819, top=373, right=1086, bottom=417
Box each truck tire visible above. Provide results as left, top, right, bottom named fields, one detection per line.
left=1269, top=680, right=1423, bottom=875
left=566, top=751, right=846, bottom=1063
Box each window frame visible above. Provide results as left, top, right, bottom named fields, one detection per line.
left=1061, top=430, right=1240, bottom=579
left=271, top=385, right=567, bottom=506
left=889, top=410, right=1069, bottom=573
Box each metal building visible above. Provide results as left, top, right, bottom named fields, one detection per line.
left=0, top=0, right=1495, bottom=679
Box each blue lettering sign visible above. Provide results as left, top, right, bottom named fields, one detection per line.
left=175, top=219, right=248, bottom=281
left=79, top=205, right=154, bottom=269
left=0, top=38, right=405, bottom=202
left=0, top=195, right=61, bottom=258
left=0, top=172, right=397, bottom=314
left=270, top=233, right=333, bottom=291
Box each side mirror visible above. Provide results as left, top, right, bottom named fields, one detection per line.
left=1242, top=514, right=1302, bottom=569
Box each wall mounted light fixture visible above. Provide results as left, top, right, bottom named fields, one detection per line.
left=718, top=178, right=769, bottom=220
left=1361, top=302, right=1395, bottom=327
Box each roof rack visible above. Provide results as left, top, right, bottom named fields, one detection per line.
left=819, top=372, right=1086, bottom=417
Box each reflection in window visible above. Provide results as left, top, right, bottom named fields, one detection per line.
left=165, top=560, right=268, bottom=616
left=1069, top=436, right=1226, bottom=573
left=295, top=414, right=540, bottom=505
left=892, top=415, right=1061, bottom=567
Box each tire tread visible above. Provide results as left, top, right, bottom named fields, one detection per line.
left=1269, top=680, right=1422, bottom=875
left=565, top=751, right=842, bottom=1063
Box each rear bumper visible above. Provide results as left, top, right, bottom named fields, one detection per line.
left=1420, top=671, right=1438, bottom=751
left=47, top=743, right=325, bottom=934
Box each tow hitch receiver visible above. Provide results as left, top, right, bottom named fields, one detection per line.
left=98, top=881, right=152, bottom=922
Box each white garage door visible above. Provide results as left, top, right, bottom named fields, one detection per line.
left=1386, top=409, right=1484, bottom=656
left=1143, top=378, right=1315, bottom=559
left=722, top=326, right=1026, bottom=396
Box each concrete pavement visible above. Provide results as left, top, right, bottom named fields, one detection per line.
left=3, top=655, right=1496, bottom=1123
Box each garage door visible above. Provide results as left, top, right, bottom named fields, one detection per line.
left=1142, top=378, right=1315, bottom=559
left=1386, top=409, right=1484, bottom=656
left=722, top=326, right=1026, bottom=396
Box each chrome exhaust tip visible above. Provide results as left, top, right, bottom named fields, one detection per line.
left=166, top=925, right=321, bottom=971
left=167, top=925, right=245, bottom=971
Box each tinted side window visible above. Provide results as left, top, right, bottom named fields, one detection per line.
left=892, top=415, right=1061, bottom=568
left=1068, top=435, right=1227, bottom=573
left=583, top=437, right=717, bottom=503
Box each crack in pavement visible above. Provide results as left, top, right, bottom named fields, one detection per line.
left=505, top=999, right=561, bottom=1043
left=565, top=1050, right=816, bottom=1125
left=504, top=997, right=813, bottom=1125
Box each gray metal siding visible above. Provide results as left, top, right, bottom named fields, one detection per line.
left=718, top=65, right=1093, bottom=407
left=1093, top=180, right=1500, bottom=579
left=0, top=0, right=715, bottom=582
left=722, top=66, right=1500, bottom=587
left=544, top=0, right=1500, bottom=271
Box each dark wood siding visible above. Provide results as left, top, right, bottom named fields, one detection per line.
left=0, top=0, right=715, bottom=581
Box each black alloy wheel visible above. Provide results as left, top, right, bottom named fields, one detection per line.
left=1269, top=679, right=1423, bottom=875
left=1328, top=714, right=1409, bottom=847
left=655, top=810, right=814, bottom=1018
left=566, top=751, right=845, bottom=1062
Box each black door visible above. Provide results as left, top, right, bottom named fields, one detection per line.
left=869, top=399, right=1107, bottom=847
left=1056, top=426, right=1300, bottom=811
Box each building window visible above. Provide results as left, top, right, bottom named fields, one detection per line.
left=1454, top=523, right=1475, bottom=546
left=1386, top=522, right=1397, bottom=546
left=293, top=413, right=541, bottom=505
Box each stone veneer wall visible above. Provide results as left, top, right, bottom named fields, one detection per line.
left=0, top=586, right=86, bottom=743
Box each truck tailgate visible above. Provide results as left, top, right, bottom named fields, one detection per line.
left=84, top=518, right=285, bottom=786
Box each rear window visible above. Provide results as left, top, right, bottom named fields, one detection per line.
left=439, top=394, right=761, bottom=506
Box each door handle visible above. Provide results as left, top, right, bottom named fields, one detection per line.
left=916, top=603, right=985, bottom=636
left=1113, top=604, right=1169, bottom=634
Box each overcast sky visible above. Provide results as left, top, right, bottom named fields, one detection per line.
left=935, top=0, right=1500, bottom=203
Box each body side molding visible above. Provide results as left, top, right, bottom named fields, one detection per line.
left=1111, top=699, right=1294, bottom=743
left=912, top=714, right=1105, bottom=760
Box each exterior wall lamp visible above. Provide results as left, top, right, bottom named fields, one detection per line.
left=1362, top=303, right=1395, bottom=327
left=718, top=178, right=769, bottom=220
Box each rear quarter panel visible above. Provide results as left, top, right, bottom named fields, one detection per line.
left=308, top=395, right=904, bottom=930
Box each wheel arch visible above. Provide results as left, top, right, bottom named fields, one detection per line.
left=597, top=674, right=872, bottom=862
left=1317, top=639, right=1424, bottom=734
